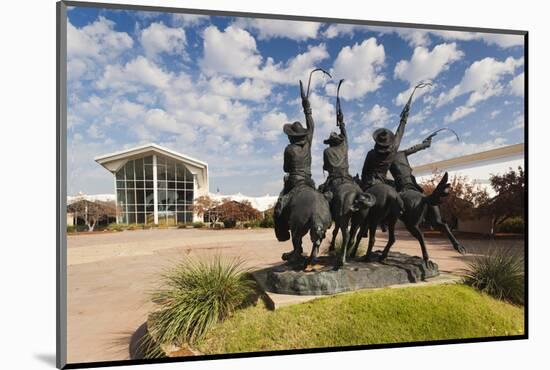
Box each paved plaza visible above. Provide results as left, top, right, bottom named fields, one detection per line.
left=66, top=228, right=524, bottom=364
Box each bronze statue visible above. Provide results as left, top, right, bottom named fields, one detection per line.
left=390, top=130, right=466, bottom=260
left=273, top=75, right=332, bottom=266
left=360, top=82, right=431, bottom=189
left=319, top=80, right=376, bottom=267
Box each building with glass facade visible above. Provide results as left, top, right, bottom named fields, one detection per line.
left=95, top=144, right=208, bottom=225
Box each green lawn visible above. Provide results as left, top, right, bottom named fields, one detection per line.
left=196, top=284, right=524, bottom=354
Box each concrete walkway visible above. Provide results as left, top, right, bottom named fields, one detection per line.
left=66, top=228, right=523, bottom=364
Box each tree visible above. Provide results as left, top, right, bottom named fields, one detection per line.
left=420, top=171, right=489, bottom=224
left=217, top=199, right=261, bottom=223
left=483, top=166, right=525, bottom=234
left=192, top=195, right=221, bottom=226
left=67, top=198, right=117, bottom=232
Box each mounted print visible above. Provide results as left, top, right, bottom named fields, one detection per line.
left=57, top=1, right=527, bottom=368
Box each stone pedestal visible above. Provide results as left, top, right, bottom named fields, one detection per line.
left=255, top=251, right=439, bottom=296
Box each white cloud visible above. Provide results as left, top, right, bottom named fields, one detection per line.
left=409, top=106, right=433, bottom=124
left=435, top=56, right=524, bottom=109
left=260, top=110, right=290, bottom=141
left=507, top=114, right=525, bottom=132
left=326, top=38, right=385, bottom=100
left=145, top=109, right=182, bottom=134
left=367, top=26, right=431, bottom=47
left=509, top=72, right=524, bottom=97
left=278, top=44, right=330, bottom=84
left=67, top=17, right=133, bottom=81
left=200, top=25, right=329, bottom=86
left=171, top=13, right=210, bottom=26
left=490, top=110, right=501, bottom=119
left=410, top=136, right=508, bottom=166
left=141, top=22, right=186, bottom=59
left=205, top=76, right=272, bottom=101
left=86, top=123, right=104, bottom=139
left=444, top=105, right=476, bottom=123
left=67, top=16, right=133, bottom=61
left=374, top=27, right=524, bottom=49
left=430, top=30, right=524, bottom=48
left=323, top=24, right=359, bottom=39
left=363, top=104, right=392, bottom=127
left=394, top=43, right=463, bottom=106
left=235, top=18, right=321, bottom=41
left=353, top=104, right=393, bottom=143
left=97, top=56, right=174, bottom=91
left=200, top=25, right=262, bottom=78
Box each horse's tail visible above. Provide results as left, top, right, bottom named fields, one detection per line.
left=350, top=191, right=376, bottom=212
left=425, top=172, right=450, bottom=206
left=310, top=197, right=332, bottom=243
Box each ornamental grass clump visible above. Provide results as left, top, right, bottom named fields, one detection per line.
left=147, top=256, right=256, bottom=348
left=462, top=248, right=524, bottom=305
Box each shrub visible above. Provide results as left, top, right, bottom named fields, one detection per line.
left=192, top=222, right=204, bottom=228
left=223, top=219, right=237, bottom=228
left=462, top=248, right=524, bottom=305
left=148, top=257, right=256, bottom=347
left=259, top=213, right=274, bottom=228
left=67, top=225, right=75, bottom=233
left=177, top=223, right=189, bottom=229
left=243, top=220, right=261, bottom=228
left=497, top=217, right=525, bottom=234
left=106, top=223, right=125, bottom=232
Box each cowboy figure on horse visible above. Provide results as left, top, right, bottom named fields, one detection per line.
left=390, top=137, right=432, bottom=193
left=318, top=81, right=352, bottom=196
left=360, top=82, right=431, bottom=190
left=273, top=81, right=316, bottom=241
left=360, top=106, right=410, bottom=190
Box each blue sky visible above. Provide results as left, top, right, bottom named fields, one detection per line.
left=66, top=6, right=525, bottom=197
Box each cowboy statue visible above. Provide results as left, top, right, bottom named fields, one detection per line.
left=360, top=82, right=432, bottom=190
left=390, top=137, right=432, bottom=193
left=273, top=80, right=317, bottom=241
left=318, top=80, right=352, bottom=195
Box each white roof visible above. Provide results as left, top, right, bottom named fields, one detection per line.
left=210, top=192, right=277, bottom=212
left=95, top=143, right=208, bottom=191
left=95, top=143, right=207, bottom=167
left=67, top=193, right=116, bottom=205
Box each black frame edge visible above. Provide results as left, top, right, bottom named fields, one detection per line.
left=58, top=1, right=529, bottom=369
left=57, top=1, right=68, bottom=369
left=62, top=0, right=528, bottom=35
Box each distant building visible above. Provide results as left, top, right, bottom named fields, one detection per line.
left=414, top=143, right=524, bottom=196
left=95, top=143, right=208, bottom=225
left=414, top=143, right=524, bottom=234
left=209, top=192, right=277, bottom=212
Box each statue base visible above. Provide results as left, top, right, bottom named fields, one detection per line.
left=255, top=251, right=439, bottom=296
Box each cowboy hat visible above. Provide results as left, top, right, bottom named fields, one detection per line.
left=372, top=128, right=395, bottom=147
left=283, top=121, right=308, bottom=137
left=323, top=131, right=345, bottom=145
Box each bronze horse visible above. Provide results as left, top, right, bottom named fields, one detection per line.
left=346, top=183, right=402, bottom=262
left=327, top=181, right=376, bottom=267
left=396, top=172, right=465, bottom=261
left=279, top=184, right=332, bottom=266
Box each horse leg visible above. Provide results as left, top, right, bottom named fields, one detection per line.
left=429, top=206, right=465, bottom=255
left=381, top=220, right=396, bottom=260
left=329, top=223, right=339, bottom=254
left=305, top=220, right=327, bottom=269
left=338, top=214, right=352, bottom=265
left=363, top=223, right=378, bottom=262
left=348, top=219, right=365, bottom=258
left=406, top=223, right=430, bottom=262
left=281, top=227, right=305, bottom=263
left=346, top=220, right=359, bottom=258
